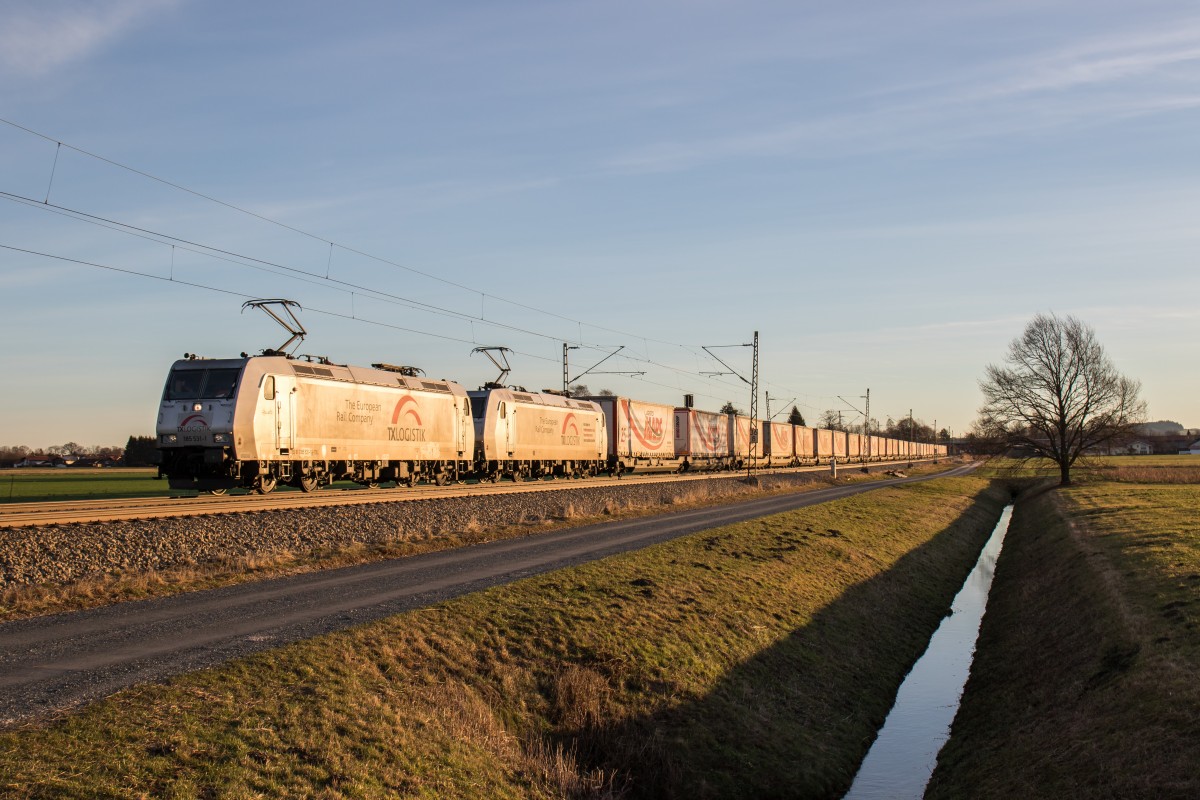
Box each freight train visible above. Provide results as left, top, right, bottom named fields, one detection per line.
left=156, top=353, right=946, bottom=494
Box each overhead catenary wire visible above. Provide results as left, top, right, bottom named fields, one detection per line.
left=0, top=242, right=763, bottom=406
left=0, top=116, right=691, bottom=350
left=0, top=189, right=760, bottom=397
left=0, top=118, right=900, bottom=412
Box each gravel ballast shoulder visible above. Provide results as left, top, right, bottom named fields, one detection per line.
left=0, top=472, right=843, bottom=590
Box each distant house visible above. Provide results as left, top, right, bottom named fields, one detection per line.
left=1126, top=440, right=1153, bottom=456
left=1181, top=439, right=1200, bottom=455
left=14, top=456, right=54, bottom=468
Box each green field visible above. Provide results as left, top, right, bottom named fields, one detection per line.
left=0, top=468, right=167, bottom=503
left=0, top=475, right=1007, bottom=798
left=0, top=468, right=378, bottom=503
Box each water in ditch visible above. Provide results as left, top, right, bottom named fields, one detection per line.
left=843, top=504, right=1013, bottom=800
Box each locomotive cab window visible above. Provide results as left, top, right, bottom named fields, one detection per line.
left=470, top=396, right=486, bottom=418
left=202, top=369, right=240, bottom=399
left=264, top=375, right=276, bottom=401
left=165, top=369, right=204, bottom=401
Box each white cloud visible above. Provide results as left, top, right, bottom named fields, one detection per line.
left=604, top=15, right=1200, bottom=174
left=0, top=0, right=177, bottom=76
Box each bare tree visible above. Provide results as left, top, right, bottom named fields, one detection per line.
left=977, top=313, right=1145, bottom=485
left=819, top=409, right=845, bottom=431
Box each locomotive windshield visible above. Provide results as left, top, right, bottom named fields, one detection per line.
left=469, top=395, right=488, bottom=418
left=165, top=368, right=241, bottom=401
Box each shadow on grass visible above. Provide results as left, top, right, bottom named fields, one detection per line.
left=556, top=496, right=1010, bottom=799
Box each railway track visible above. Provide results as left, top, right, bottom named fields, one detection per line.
left=0, top=461, right=928, bottom=528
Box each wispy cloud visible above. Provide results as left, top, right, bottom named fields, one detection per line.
left=0, top=0, right=177, bottom=76
left=605, top=15, right=1200, bottom=174
left=975, top=23, right=1200, bottom=98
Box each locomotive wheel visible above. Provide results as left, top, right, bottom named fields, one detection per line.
left=434, top=472, right=449, bottom=486
left=366, top=482, right=380, bottom=489
left=406, top=474, right=418, bottom=488
left=297, top=475, right=318, bottom=493
left=510, top=471, right=522, bottom=482
left=254, top=475, right=277, bottom=495
left=207, top=488, right=228, bottom=496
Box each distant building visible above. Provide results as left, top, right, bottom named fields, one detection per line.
left=14, top=456, right=55, bottom=468
left=1181, top=439, right=1200, bottom=455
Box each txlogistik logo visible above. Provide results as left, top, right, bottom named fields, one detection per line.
left=389, top=395, right=427, bottom=442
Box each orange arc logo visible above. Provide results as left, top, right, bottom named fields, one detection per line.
left=561, top=413, right=579, bottom=436
left=179, top=414, right=208, bottom=428
left=391, top=395, right=422, bottom=426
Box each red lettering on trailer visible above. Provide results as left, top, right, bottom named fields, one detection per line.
left=623, top=400, right=665, bottom=449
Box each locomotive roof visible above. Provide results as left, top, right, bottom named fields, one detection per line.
left=469, top=387, right=600, bottom=411
left=169, top=355, right=466, bottom=394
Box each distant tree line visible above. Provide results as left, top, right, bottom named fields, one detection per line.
left=0, top=436, right=160, bottom=467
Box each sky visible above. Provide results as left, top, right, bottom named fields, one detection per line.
left=1, top=0, right=1198, bottom=449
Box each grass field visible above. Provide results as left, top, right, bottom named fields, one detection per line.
left=0, top=475, right=1008, bottom=798
left=0, top=468, right=381, bottom=503
left=927, top=471, right=1200, bottom=798
left=0, top=468, right=166, bottom=503
left=974, top=454, right=1200, bottom=483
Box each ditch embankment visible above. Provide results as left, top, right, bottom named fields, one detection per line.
left=927, top=471, right=1200, bottom=799
left=0, top=474, right=1007, bottom=798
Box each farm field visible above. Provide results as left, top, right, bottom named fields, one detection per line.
left=0, top=475, right=1007, bottom=798
left=975, top=454, right=1200, bottom=482
left=0, top=468, right=165, bottom=503
left=0, top=468, right=422, bottom=503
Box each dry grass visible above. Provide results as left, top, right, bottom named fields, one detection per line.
left=975, top=455, right=1200, bottom=485
left=0, top=474, right=1006, bottom=799
left=1085, top=464, right=1200, bottom=484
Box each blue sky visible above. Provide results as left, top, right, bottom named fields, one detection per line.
left=2, top=0, right=1197, bottom=448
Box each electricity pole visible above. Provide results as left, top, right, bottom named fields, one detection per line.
left=864, top=388, right=870, bottom=462
left=749, top=331, right=759, bottom=477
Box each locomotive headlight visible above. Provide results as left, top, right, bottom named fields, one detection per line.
left=163, top=434, right=178, bottom=444
left=193, top=403, right=203, bottom=412
left=212, top=433, right=229, bottom=443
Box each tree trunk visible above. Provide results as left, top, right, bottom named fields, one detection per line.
left=1059, top=460, right=1072, bottom=486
